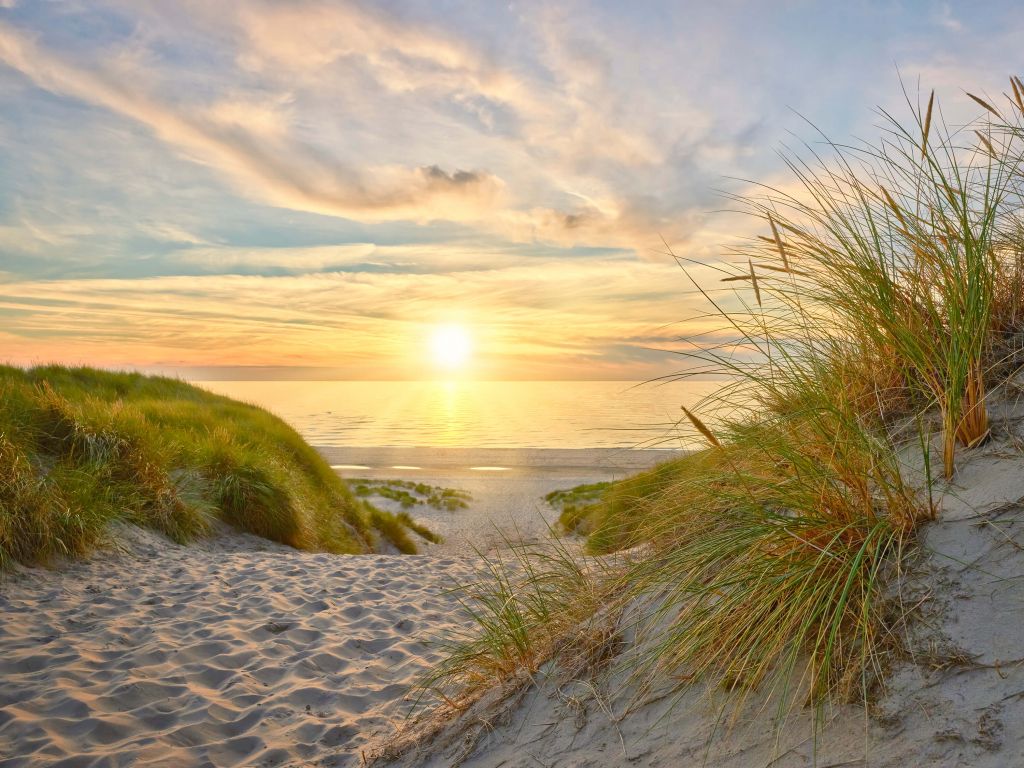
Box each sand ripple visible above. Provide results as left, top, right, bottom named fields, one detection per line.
left=0, top=527, right=478, bottom=767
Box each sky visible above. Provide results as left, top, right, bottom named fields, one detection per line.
left=0, top=0, right=1021, bottom=380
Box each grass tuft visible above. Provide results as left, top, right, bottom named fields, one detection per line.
left=414, top=533, right=616, bottom=710
left=0, top=365, right=432, bottom=565
left=351, top=478, right=471, bottom=511
left=423, top=78, right=1024, bottom=747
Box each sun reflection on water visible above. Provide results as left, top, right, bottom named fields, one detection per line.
left=195, top=380, right=724, bottom=449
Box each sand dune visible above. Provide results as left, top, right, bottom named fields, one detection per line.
left=0, top=526, right=480, bottom=767
left=7, top=433, right=1023, bottom=767
left=373, top=414, right=1024, bottom=768
left=0, top=451, right=634, bottom=767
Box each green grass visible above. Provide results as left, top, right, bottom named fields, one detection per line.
left=351, top=478, right=471, bottom=511
left=424, top=79, right=1024, bottom=740
left=550, top=464, right=704, bottom=551
left=0, top=365, right=434, bottom=567
left=394, top=511, right=444, bottom=544
left=414, top=533, right=617, bottom=710
left=544, top=481, right=611, bottom=536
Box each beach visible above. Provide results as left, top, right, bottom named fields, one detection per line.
left=0, top=525, right=478, bottom=767
left=5, top=437, right=1024, bottom=767
left=0, top=447, right=671, bottom=767
left=4, top=4, right=1022, bottom=767
left=319, top=447, right=680, bottom=552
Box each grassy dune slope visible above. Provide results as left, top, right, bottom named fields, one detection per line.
left=417, top=80, right=1024, bottom=739
left=0, top=365, right=430, bottom=567
left=553, top=457, right=699, bottom=552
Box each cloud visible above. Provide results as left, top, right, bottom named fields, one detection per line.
left=933, top=3, right=963, bottom=32
left=496, top=200, right=710, bottom=257
left=136, top=1, right=704, bottom=242
left=0, top=21, right=505, bottom=223
left=177, top=244, right=377, bottom=271
left=235, top=1, right=492, bottom=77
left=10, top=0, right=1018, bottom=378
left=0, top=257, right=717, bottom=377
left=0, top=3, right=740, bottom=254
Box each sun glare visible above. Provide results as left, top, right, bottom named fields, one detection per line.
left=430, top=325, right=472, bottom=370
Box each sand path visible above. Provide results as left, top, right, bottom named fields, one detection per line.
left=0, top=527, right=480, bottom=767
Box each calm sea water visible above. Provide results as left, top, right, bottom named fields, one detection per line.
left=193, top=380, right=723, bottom=450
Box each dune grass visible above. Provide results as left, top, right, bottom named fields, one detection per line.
left=0, top=365, right=433, bottom=567
left=544, top=481, right=610, bottom=536
left=727, top=88, right=1024, bottom=479
left=414, top=533, right=618, bottom=710
left=420, top=79, right=1024, bottom=736
left=352, top=478, right=471, bottom=511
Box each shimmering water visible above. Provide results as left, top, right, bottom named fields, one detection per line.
left=193, top=380, right=723, bottom=450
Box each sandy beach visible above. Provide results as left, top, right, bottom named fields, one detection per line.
left=5, top=439, right=1024, bottom=768
left=0, top=447, right=668, bottom=767
left=0, top=525, right=482, bottom=767
left=318, top=447, right=678, bottom=552
left=4, top=3, right=1022, bottom=766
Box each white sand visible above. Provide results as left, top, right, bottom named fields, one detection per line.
left=11, top=431, right=1024, bottom=768
left=0, top=526, right=481, bottom=767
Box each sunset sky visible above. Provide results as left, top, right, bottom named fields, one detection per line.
left=0, top=1, right=1019, bottom=379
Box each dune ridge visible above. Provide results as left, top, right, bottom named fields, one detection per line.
left=375, top=409, right=1024, bottom=767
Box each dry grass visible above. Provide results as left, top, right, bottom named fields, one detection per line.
left=413, top=534, right=621, bottom=711
left=718, top=81, right=1024, bottom=477
left=421, top=77, right=1024, bottom=747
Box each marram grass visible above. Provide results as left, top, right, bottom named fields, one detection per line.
left=414, top=532, right=619, bottom=710
left=423, top=79, right=1024, bottom=743
left=721, top=82, right=1024, bottom=478
left=0, top=365, right=433, bottom=567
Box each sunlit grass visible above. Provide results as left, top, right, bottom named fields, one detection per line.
left=413, top=532, right=619, bottom=710
left=419, top=79, right=1024, bottom=744
left=351, top=478, right=471, bottom=511
left=0, top=365, right=433, bottom=567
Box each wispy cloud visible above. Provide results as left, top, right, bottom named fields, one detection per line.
left=1, top=1, right=1021, bottom=376
left=0, top=21, right=505, bottom=223
left=0, top=3, right=715, bottom=249
left=0, top=257, right=730, bottom=377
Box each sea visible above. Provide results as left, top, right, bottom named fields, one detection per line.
left=192, top=380, right=723, bottom=451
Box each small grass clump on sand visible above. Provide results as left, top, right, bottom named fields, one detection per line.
left=0, top=365, right=433, bottom=567
left=544, top=481, right=611, bottom=535
left=414, top=534, right=618, bottom=711
left=419, top=79, right=1024, bottom=744
left=368, top=507, right=444, bottom=553
left=352, top=478, right=471, bottom=511
left=550, top=463, right=707, bottom=552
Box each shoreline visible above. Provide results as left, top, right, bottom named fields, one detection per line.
left=319, top=446, right=680, bottom=554
left=316, top=446, right=683, bottom=477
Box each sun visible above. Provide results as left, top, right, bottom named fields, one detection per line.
left=430, top=324, right=472, bottom=370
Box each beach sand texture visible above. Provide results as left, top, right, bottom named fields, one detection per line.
left=0, top=449, right=652, bottom=767
left=5, top=436, right=1024, bottom=767
left=0, top=526, right=480, bottom=767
